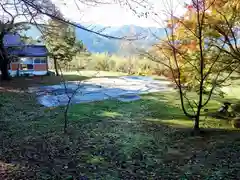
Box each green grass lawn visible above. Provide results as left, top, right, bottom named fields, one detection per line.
left=0, top=89, right=239, bottom=180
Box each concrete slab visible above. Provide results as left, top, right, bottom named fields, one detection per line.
left=30, top=76, right=173, bottom=107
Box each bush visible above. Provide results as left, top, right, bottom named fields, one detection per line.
left=112, top=56, right=136, bottom=74
left=231, top=102, right=240, bottom=114
left=115, top=59, right=128, bottom=73
left=50, top=52, right=168, bottom=76
left=87, top=54, right=116, bottom=71
left=232, top=117, right=240, bottom=128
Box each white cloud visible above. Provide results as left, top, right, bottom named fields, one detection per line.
left=51, top=0, right=190, bottom=27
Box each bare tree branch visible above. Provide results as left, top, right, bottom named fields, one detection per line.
left=21, top=0, right=142, bottom=40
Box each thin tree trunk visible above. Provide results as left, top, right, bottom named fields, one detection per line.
left=195, top=0, right=204, bottom=132
left=53, top=57, right=59, bottom=76
left=64, top=102, right=69, bottom=133
left=194, top=113, right=200, bottom=131
left=17, top=63, right=20, bottom=77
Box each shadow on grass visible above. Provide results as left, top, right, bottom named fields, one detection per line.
left=0, top=75, right=90, bottom=91
left=0, top=91, right=239, bottom=179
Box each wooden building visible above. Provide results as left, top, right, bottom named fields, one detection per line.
left=4, top=33, right=49, bottom=77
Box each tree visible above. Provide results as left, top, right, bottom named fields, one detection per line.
left=145, top=0, right=238, bottom=133
left=20, top=34, right=40, bottom=45
left=41, top=19, right=85, bottom=75
left=205, top=0, right=240, bottom=66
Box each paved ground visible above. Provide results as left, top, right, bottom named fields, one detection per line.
left=29, top=76, right=173, bottom=107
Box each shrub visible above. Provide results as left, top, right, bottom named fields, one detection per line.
left=85, top=53, right=115, bottom=71
left=51, top=52, right=168, bottom=76
left=232, top=117, right=240, bottom=128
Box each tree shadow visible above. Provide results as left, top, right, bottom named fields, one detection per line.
left=0, top=86, right=239, bottom=179
left=0, top=75, right=90, bottom=91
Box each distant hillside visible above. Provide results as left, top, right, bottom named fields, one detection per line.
left=22, top=24, right=166, bottom=55
left=75, top=24, right=166, bottom=55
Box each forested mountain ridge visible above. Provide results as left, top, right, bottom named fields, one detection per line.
left=22, top=24, right=166, bottom=55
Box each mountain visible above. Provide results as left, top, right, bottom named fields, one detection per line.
left=75, top=24, right=166, bottom=55
left=22, top=24, right=166, bottom=55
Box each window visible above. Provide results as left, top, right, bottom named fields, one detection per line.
left=20, top=57, right=33, bottom=64
left=27, top=64, right=33, bottom=69
left=41, top=59, right=46, bottom=63
left=34, top=59, right=41, bottom=64
left=21, top=64, right=33, bottom=70
left=34, top=57, right=47, bottom=64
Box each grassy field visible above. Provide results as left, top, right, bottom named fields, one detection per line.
left=0, top=74, right=240, bottom=179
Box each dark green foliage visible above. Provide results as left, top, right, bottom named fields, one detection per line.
left=41, top=20, right=86, bottom=70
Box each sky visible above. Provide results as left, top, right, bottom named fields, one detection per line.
left=51, top=0, right=190, bottom=27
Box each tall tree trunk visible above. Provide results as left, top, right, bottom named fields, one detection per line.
left=0, top=59, right=10, bottom=80
left=53, top=57, right=59, bottom=76
left=0, top=41, right=11, bottom=81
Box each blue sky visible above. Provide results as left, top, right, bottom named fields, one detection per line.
left=52, top=0, right=189, bottom=27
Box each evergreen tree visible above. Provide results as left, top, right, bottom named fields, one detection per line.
left=42, top=20, right=85, bottom=75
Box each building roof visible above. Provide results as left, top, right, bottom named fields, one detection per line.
left=4, top=33, right=22, bottom=47
left=7, top=45, right=48, bottom=57
left=4, top=33, right=48, bottom=57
